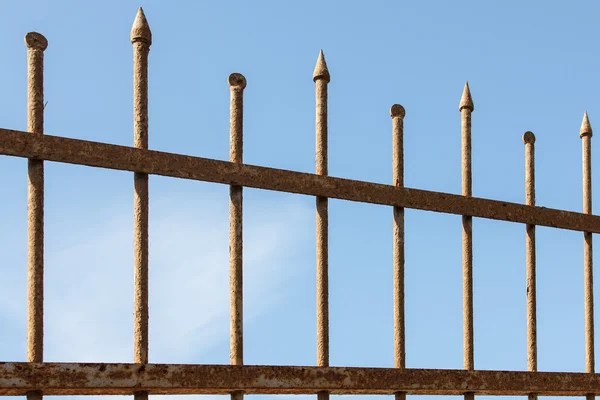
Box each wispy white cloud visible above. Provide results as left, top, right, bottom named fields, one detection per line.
left=1, top=190, right=314, bottom=400
left=147, top=193, right=313, bottom=364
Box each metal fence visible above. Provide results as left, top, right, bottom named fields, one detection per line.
left=1, top=7, right=600, bottom=399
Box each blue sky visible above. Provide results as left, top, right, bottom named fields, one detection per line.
left=1, top=1, right=599, bottom=400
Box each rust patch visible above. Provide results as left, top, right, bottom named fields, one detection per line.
left=4, top=362, right=600, bottom=396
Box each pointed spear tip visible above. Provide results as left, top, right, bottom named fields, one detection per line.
left=580, top=111, right=593, bottom=138
left=130, top=7, right=152, bottom=45
left=313, top=49, right=330, bottom=83
left=459, top=81, right=474, bottom=112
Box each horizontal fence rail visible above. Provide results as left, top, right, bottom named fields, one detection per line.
left=3, top=362, right=600, bottom=397
left=1, top=128, right=599, bottom=232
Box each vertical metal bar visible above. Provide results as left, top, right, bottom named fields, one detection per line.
left=459, top=82, right=475, bottom=400
left=313, top=50, right=330, bottom=400
left=130, top=9, right=151, bottom=400
left=228, top=72, right=246, bottom=400
left=523, top=131, right=537, bottom=400
left=391, top=104, right=406, bottom=400
left=24, top=31, right=47, bottom=400
left=581, top=112, right=594, bottom=400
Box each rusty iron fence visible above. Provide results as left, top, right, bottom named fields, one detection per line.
left=1, top=7, right=600, bottom=399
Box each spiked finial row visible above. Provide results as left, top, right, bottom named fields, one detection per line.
left=125, top=17, right=593, bottom=144
left=459, top=81, right=474, bottom=112
left=130, top=7, right=152, bottom=45
left=581, top=111, right=593, bottom=138
left=313, top=50, right=330, bottom=83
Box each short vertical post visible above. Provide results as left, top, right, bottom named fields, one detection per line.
left=459, top=82, right=475, bottom=400
left=228, top=72, right=246, bottom=400
left=391, top=104, right=406, bottom=400
left=313, top=50, right=330, bottom=400
left=523, top=131, right=537, bottom=400
left=581, top=112, right=594, bottom=400
left=25, top=31, right=47, bottom=400
left=130, top=9, right=151, bottom=400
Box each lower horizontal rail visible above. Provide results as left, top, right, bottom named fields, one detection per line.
left=1, top=362, right=600, bottom=396
left=1, top=128, right=599, bottom=233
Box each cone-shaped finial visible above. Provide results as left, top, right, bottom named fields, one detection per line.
left=130, top=7, right=152, bottom=45
left=459, top=81, right=474, bottom=112
left=580, top=111, right=592, bottom=138
left=313, top=50, right=330, bottom=83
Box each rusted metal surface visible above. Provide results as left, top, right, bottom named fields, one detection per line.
left=131, top=9, right=151, bottom=375
left=313, top=49, right=330, bottom=400
left=313, top=49, right=330, bottom=364
left=130, top=11, right=151, bottom=400
left=25, top=31, right=47, bottom=369
left=391, top=104, right=406, bottom=400
left=5, top=362, right=600, bottom=396
left=581, top=113, right=595, bottom=398
left=523, top=131, right=537, bottom=400
left=2, top=10, right=600, bottom=399
left=228, top=72, right=246, bottom=400
left=24, top=31, right=46, bottom=400
left=1, top=128, right=600, bottom=233
left=523, top=131, right=537, bottom=372
left=460, top=82, right=474, bottom=385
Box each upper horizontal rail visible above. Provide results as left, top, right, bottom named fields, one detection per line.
left=1, top=127, right=599, bottom=233
left=1, top=362, right=600, bottom=396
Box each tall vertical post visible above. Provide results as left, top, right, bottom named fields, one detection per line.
left=25, top=31, right=47, bottom=400
left=523, top=131, right=537, bottom=400
left=313, top=50, right=330, bottom=400
left=391, top=104, right=406, bottom=400
left=130, top=9, right=151, bottom=400
left=459, top=82, right=475, bottom=400
left=580, top=112, right=594, bottom=400
left=228, top=72, right=246, bottom=400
